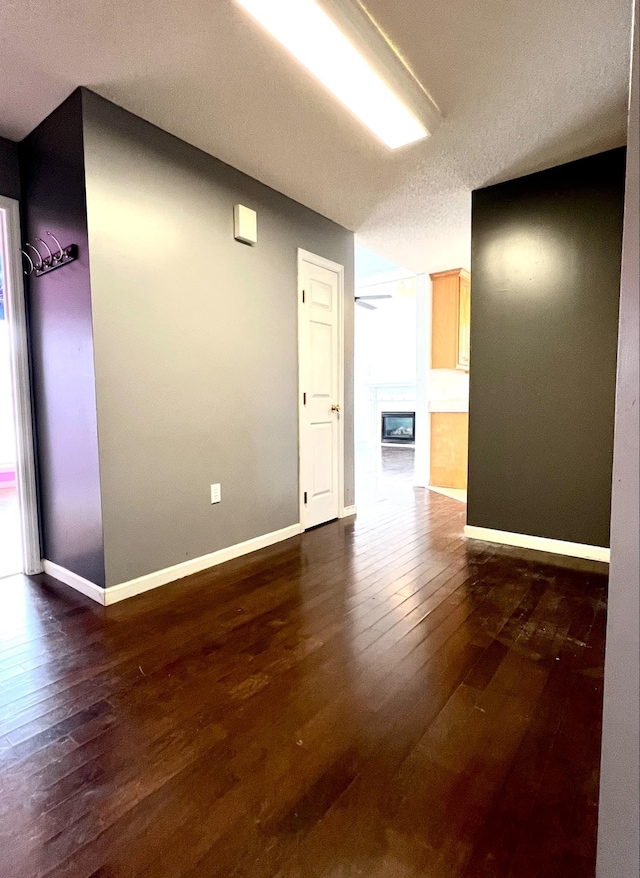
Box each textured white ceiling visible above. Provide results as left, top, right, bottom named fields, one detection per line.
left=0, top=0, right=633, bottom=273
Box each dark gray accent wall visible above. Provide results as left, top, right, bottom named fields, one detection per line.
left=80, top=91, right=354, bottom=587
left=468, top=148, right=626, bottom=548
left=19, top=90, right=105, bottom=586
left=597, top=4, right=639, bottom=874
left=0, top=136, right=21, bottom=200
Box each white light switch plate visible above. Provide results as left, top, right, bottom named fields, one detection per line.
left=210, top=483, right=221, bottom=504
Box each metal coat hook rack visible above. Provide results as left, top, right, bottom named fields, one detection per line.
left=20, top=232, right=78, bottom=277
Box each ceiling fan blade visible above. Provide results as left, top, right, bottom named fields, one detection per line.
left=355, top=299, right=377, bottom=310
left=355, top=294, right=393, bottom=300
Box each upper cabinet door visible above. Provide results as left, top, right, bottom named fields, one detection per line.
left=457, top=273, right=471, bottom=371
left=430, top=268, right=471, bottom=371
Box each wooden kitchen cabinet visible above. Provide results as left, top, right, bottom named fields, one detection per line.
left=430, top=412, right=469, bottom=489
left=430, top=268, right=471, bottom=371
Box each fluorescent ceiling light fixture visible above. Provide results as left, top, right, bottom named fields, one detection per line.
left=235, top=0, right=430, bottom=149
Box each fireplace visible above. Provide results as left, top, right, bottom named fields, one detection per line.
left=381, top=412, right=416, bottom=444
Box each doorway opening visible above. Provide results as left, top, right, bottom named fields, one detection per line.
left=0, top=263, right=21, bottom=577
left=427, top=269, right=470, bottom=504
left=354, top=245, right=471, bottom=508
left=0, top=196, right=40, bottom=580
left=354, top=246, right=418, bottom=504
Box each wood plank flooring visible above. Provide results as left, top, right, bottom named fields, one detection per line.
left=0, top=490, right=607, bottom=877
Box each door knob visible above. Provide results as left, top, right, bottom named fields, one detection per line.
left=331, top=404, right=341, bottom=413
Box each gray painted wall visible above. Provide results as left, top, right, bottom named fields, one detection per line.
left=19, top=91, right=105, bottom=586
left=597, top=4, right=639, bottom=874
left=468, top=148, right=626, bottom=548
left=0, top=136, right=20, bottom=200
left=81, top=91, right=354, bottom=587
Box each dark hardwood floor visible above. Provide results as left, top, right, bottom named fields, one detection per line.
left=0, top=490, right=607, bottom=877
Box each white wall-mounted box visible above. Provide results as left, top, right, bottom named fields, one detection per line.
left=234, top=204, right=257, bottom=245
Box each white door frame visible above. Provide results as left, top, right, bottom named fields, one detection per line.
left=0, top=195, right=42, bottom=575
left=414, top=272, right=432, bottom=487
left=297, top=248, right=345, bottom=530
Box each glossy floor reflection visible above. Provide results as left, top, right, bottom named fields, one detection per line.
left=356, top=442, right=415, bottom=503
left=0, top=490, right=607, bottom=877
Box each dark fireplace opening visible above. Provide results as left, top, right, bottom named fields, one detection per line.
left=381, top=412, right=416, bottom=444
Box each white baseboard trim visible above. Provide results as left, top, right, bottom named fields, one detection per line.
left=340, top=505, right=357, bottom=519
left=43, top=522, right=303, bottom=606
left=463, top=525, right=610, bottom=563
left=106, top=523, right=303, bottom=604
left=42, top=560, right=108, bottom=605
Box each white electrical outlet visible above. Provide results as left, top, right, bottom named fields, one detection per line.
left=210, top=483, right=221, bottom=504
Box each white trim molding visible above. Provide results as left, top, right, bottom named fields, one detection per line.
left=42, top=560, right=107, bottom=604
left=0, top=196, right=42, bottom=576
left=414, top=272, right=431, bottom=488
left=340, top=505, right=357, bottom=518
left=463, top=525, right=610, bottom=564
left=43, top=523, right=303, bottom=606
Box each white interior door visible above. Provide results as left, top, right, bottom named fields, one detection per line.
left=299, top=251, right=344, bottom=530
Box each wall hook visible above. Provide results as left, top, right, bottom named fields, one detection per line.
left=46, top=232, right=64, bottom=263
left=20, top=235, right=79, bottom=278
left=24, top=242, right=45, bottom=271
left=19, top=249, right=35, bottom=276
left=36, top=236, right=54, bottom=266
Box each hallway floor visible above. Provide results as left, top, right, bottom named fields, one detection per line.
left=0, top=490, right=607, bottom=877
left=355, top=443, right=416, bottom=503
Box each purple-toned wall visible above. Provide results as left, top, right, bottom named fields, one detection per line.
left=19, top=90, right=105, bottom=587
left=0, top=136, right=20, bottom=200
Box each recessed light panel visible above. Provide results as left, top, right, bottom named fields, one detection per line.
left=236, top=0, right=429, bottom=149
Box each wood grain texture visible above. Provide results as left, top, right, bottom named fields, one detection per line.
left=0, top=489, right=607, bottom=877
left=431, top=411, right=470, bottom=489
left=458, top=272, right=471, bottom=370
left=430, top=268, right=470, bottom=371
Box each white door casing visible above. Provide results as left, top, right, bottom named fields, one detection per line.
left=298, top=250, right=344, bottom=530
